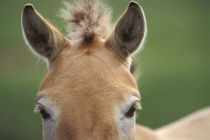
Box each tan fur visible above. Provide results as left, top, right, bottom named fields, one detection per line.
left=21, top=1, right=210, bottom=140
left=38, top=38, right=139, bottom=139
left=135, top=107, right=210, bottom=140
left=155, top=107, right=210, bottom=140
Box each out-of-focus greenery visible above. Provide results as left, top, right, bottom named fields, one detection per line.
left=0, top=0, right=209, bottom=139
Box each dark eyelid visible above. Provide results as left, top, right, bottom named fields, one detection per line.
left=40, top=109, right=50, bottom=119
left=36, top=103, right=51, bottom=119
left=37, top=103, right=49, bottom=113
left=125, top=103, right=137, bottom=118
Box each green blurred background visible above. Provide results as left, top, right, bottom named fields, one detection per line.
left=0, top=0, right=209, bottom=139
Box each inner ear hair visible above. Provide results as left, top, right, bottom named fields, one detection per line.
left=22, top=4, right=68, bottom=62
left=105, top=1, right=146, bottom=60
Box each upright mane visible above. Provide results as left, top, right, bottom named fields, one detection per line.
left=61, top=0, right=111, bottom=45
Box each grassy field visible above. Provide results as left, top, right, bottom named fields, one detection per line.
left=0, top=0, right=209, bottom=139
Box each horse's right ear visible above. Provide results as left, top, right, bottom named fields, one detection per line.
left=21, top=4, right=68, bottom=62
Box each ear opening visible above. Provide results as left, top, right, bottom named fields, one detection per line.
left=106, top=1, right=146, bottom=60
left=21, top=4, right=68, bottom=63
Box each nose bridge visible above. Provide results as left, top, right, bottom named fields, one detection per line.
left=53, top=73, right=124, bottom=140
left=56, top=101, right=119, bottom=140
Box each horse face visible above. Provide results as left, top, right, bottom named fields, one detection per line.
left=21, top=1, right=146, bottom=139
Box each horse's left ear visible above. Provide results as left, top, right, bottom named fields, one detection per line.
left=106, top=1, right=146, bottom=59
left=21, top=4, right=68, bottom=62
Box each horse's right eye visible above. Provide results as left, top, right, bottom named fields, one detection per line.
left=38, top=105, right=51, bottom=120
left=40, top=108, right=50, bottom=119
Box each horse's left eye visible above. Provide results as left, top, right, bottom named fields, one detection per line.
left=125, top=104, right=137, bottom=118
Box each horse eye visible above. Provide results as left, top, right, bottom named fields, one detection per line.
left=39, top=106, right=51, bottom=120
left=125, top=104, right=137, bottom=118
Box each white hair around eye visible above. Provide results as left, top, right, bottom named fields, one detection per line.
left=116, top=95, right=141, bottom=140
left=35, top=94, right=60, bottom=140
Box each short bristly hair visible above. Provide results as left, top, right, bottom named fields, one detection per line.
left=60, top=0, right=112, bottom=46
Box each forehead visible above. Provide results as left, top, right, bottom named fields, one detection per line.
left=37, top=39, right=140, bottom=102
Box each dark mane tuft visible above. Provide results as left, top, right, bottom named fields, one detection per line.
left=60, top=0, right=112, bottom=45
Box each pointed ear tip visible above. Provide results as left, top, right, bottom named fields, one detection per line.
left=129, top=1, right=139, bottom=7
left=23, top=4, right=35, bottom=12
left=128, top=1, right=143, bottom=10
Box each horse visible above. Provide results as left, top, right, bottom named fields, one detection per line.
left=21, top=0, right=210, bottom=139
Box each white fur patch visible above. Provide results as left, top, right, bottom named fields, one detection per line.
left=36, top=95, right=60, bottom=140
left=116, top=96, right=140, bottom=140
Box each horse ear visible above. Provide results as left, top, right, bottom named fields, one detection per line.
left=21, top=4, right=68, bottom=62
left=106, top=1, right=146, bottom=59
